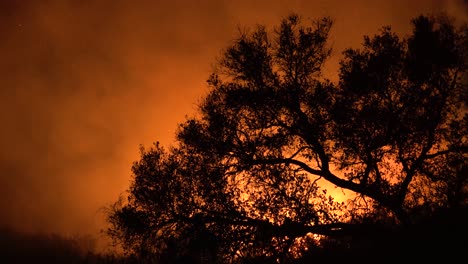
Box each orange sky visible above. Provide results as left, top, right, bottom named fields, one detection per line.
left=0, top=0, right=466, bottom=248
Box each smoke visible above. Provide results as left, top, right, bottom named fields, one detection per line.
left=0, top=0, right=465, bottom=248
left=0, top=0, right=233, bottom=236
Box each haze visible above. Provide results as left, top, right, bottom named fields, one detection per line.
left=0, top=0, right=466, bottom=249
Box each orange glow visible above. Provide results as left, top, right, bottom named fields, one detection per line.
left=0, top=0, right=466, bottom=252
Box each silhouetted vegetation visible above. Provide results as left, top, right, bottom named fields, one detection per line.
left=107, top=13, right=467, bottom=263
left=0, top=227, right=157, bottom=264
left=0, top=228, right=101, bottom=264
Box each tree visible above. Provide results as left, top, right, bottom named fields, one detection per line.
left=107, top=14, right=467, bottom=262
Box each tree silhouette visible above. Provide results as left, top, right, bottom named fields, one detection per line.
left=107, top=14, right=467, bottom=262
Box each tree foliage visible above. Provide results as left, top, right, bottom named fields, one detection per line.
left=107, top=14, right=467, bottom=262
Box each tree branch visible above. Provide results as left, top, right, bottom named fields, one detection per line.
left=425, top=145, right=468, bottom=159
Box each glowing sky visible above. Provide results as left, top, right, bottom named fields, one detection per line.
left=0, top=0, right=466, bottom=245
